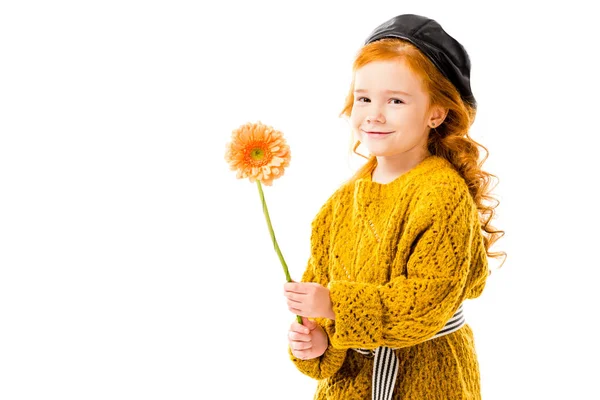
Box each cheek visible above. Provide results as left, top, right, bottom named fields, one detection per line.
left=385, top=114, right=404, bottom=129
left=350, top=115, right=364, bottom=141
left=350, top=107, right=365, bottom=128
left=349, top=113, right=360, bottom=131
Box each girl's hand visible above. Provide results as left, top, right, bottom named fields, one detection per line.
left=288, top=316, right=328, bottom=360
left=283, top=281, right=335, bottom=320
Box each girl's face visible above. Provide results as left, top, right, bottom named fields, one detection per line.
left=350, top=59, right=442, bottom=160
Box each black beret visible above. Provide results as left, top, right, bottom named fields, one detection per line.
left=364, top=14, right=476, bottom=108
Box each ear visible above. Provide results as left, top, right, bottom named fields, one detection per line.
left=429, top=105, right=448, bottom=128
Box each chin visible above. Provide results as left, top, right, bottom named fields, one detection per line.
left=363, top=145, right=393, bottom=157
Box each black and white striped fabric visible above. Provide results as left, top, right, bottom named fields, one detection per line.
left=353, top=303, right=466, bottom=400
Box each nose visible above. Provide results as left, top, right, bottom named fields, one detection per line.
left=366, top=109, right=385, bottom=125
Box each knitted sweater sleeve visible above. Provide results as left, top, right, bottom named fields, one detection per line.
left=325, top=185, right=487, bottom=350
left=288, top=193, right=348, bottom=379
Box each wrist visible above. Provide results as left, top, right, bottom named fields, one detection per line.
left=327, top=309, right=336, bottom=320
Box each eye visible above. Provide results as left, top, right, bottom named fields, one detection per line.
left=356, top=97, right=370, bottom=103
left=390, top=98, right=404, bottom=105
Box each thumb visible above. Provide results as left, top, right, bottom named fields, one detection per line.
left=301, top=317, right=318, bottom=330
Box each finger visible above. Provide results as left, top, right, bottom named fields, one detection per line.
left=283, top=281, right=293, bottom=296
left=290, top=340, right=313, bottom=351
left=287, top=299, right=303, bottom=309
left=284, top=282, right=307, bottom=294
left=287, top=299, right=304, bottom=312
left=283, top=292, right=305, bottom=302
left=302, top=317, right=317, bottom=330
left=292, top=349, right=313, bottom=360
left=288, top=305, right=303, bottom=315
left=290, top=321, right=311, bottom=334
left=288, top=331, right=311, bottom=342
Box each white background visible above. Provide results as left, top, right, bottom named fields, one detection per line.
left=1, top=1, right=599, bottom=399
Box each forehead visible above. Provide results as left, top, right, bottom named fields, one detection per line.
left=354, top=59, right=424, bottom=94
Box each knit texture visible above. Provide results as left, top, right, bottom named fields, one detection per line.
left=288, top=155, right=489, bottom=399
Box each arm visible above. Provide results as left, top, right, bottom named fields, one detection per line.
left=288, top=194, right=348, bottom=380
left=324, top=187, right=486, bottom=350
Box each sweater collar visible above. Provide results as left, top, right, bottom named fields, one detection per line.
left=353, top=155, right=450, bottom=202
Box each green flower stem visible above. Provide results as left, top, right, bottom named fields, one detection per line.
left=256, top=180, right=303, bottom=325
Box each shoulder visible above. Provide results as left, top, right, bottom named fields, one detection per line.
left=413, top=156, right=475, bottom=215
left=414, top=156, right=470, bottom=197
left=311, top=181, right=353, bottom=228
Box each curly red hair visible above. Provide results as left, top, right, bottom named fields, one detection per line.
left=340, top=38, right=506, bottom=270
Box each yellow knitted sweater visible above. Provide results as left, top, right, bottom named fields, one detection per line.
left=288, top=155, right=489, bottom=400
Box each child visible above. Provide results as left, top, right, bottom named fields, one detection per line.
left=283, top=14, right=505, bottom=400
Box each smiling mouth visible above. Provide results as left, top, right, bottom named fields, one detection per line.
left=363, top=130, right=394, bottom=135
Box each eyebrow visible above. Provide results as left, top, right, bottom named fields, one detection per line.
left=354, top=89, right=412, bottom=96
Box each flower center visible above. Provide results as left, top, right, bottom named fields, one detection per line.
left=250, top=148, right=265, bottom=161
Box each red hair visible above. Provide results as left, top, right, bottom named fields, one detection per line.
left=341, top=38, right=506, bottom=270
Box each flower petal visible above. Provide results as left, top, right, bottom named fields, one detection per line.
left=225, top=121, right=291, bottom=185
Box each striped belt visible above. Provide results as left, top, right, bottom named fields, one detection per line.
left=352, top=303, right=466, bottom=400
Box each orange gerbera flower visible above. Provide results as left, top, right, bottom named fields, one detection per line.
left=225, top=121, right=302, bottom=324
left=224, top=121, right=291, bottom=186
